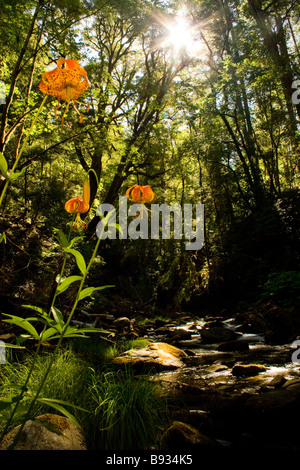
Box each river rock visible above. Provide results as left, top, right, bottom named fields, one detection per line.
left=246, top=383, right=300, bottom=413
left=263, top=304, right=300, bottom=343
left=112, top=316, right=131, bottom=329
left=201, top=325, right=239, bottom=343
left=267, top=374, right=287, bottom=389
left=155, top=326, right=173, bottom=335
left=231, top=364, right=267, bottom=377
left=172, top=409, right=211, bottom=432
left=234, top=311, right=267, bottom=334
left=0, top=414, right=86, bottom=450
left=243, top=384, right=300, bottom=449
left=281, top=378, right=300, bottom=391
left=217, top=340, right=249, bottom=352
left=160, top=421, right=220, bottom=450
left=112, top=342, right=187, bottom=372
left=170, top=328, right=192, bottom=341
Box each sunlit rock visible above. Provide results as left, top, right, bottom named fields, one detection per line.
left=231, top=364, right=267, bottom=377
left=112, top=342, right=187, bottom=371
left=0, top=414, right=86, bottom=450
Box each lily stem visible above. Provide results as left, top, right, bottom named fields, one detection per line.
left=0, top=95, right=47, bottom=210
left=8, top=234, right=102, bottom=449
left=0, top=213, right=75, bottom=442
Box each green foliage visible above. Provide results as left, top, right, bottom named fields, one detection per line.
left=0, top=232, right=6, bottom=244
left=81, top=368, right=168, bottom=450
left=0, top=348, right=168, bottom=450
left=0, top=349, right=90, bottom=433
left=1, top=0, right=300, bottom=449
left=2, top=305, right=110, bottom=345
left=70, top=336, right=119, bottom=361
left=261, top=271, right=300, bottom=307
left=0, top=152, right=8, bottom=177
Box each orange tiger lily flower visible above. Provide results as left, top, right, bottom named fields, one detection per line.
left=65, top=179, right=90, bottom=229
left=65, top=196, right=89, bottom=214
left=39, top=58, right=90, bottom=125
left=126, top=184, right=155, bottom=204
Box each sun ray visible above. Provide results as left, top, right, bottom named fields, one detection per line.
left=159, top=9, right=205, bottom=60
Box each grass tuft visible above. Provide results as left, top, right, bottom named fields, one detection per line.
left=0, top=346, right=168, bottom=450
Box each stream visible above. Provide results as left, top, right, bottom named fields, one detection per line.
left=142, top=316, right=300, bottom=451
left=148, top=317, right=300, bottom=391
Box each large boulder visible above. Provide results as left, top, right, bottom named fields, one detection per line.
left=160, top=421, right=220, bottom=450
left=234, top=311, right=267, bottom=334
left=235, top=303, right=300, bottom=343
left=263, top=304, right=300, bottom=343
left=112, top=342, right=187, bottom=372
left=244, top=379, right=300, bottom=445
left=0, top=414, right=86, bottom=450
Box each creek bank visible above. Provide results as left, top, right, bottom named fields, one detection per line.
left=108, top=304, right=300, bottom=451
left=4, top=303, right=296, bottom=452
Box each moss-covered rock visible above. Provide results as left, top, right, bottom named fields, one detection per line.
left=231, top=364, right=267, bottom=377
left=112, top=342, right=187, bottom=372
left=0, top=414, right=86, bottom=450
left=160, top=421, right=220, bottom=450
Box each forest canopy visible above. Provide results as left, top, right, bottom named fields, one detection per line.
left=0, top=0, right=300, bottom=316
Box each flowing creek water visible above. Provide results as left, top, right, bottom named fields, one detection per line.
left=143, top=316, right=300, bottom=449
left=148, top=318, right=300, bottom=393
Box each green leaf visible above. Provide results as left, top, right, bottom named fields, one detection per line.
left=36, top=398, right=87, bottom=427
left=53, top=228, right=69, bottom=249
left=39, top=327, right=60, bottom=341
left=51, top=306, right=65, bottom=327
left=67, top=236, right=85, bottom=248
left=61, top=325, right=84, bottom=338
left=17, top=334, right=32, bottom=345
left=7, top=166, right=28, bottom=181
left=56, top=275, right=83, bottom=295
left=64, top=247, right=86, bottom=275
left=71, top=327, right=112, bottom=335
left=0, top=390, right=29, bottom=410
left=78, top=285, right=114, bottom=301
left=0, top=152, right=8, bottom=177
left=3, top=343, right=26, bottom=349
left=0, top=232, right=6, bottom=244
left=22, top=304, right=48, bottom=317
left=0, top=398, right=15, bottom=411
left=2, top=314, right=39, bottom=339
left=45, top=326, right=112, bottom=340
